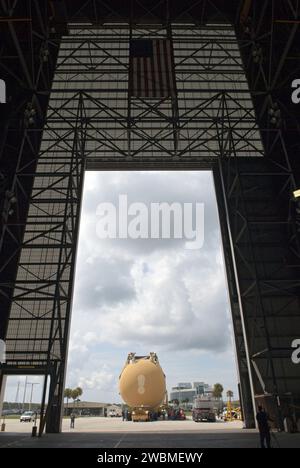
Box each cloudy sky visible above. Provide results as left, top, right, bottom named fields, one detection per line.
left=4, top=171, right=238, bottom=404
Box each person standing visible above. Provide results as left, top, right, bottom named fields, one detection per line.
left=256, top=406, right=271, bottom=448
left=70, top=412, right=76, bottom=429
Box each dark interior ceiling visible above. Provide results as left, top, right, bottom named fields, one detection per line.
left=0, top=1, right=299, bottom=161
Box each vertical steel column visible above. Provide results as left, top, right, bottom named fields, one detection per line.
left=214, top=163, right=256, bottom=428
left=43, top=93, right=87, bottom=433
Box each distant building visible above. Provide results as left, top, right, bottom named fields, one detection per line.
left=64, top=401, right=122, bottom=417
left=169, top=382, right=212, bottom=404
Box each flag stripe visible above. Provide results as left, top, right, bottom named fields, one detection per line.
left=147, top=57, right=152, bottom=97
left=153, top=40, right=159, bottom=98
left=133, top=57, right=138, bottom=97
left=144, top=57, right=148, bottom=97
left=160, top=40, right=167, bottom=94
left=155, top=40, right=161, bottom=97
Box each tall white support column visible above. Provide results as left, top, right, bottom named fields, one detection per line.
left=0, top=375, right=7, bottom=420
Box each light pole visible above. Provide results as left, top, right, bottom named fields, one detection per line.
left=15, top=380, right=20, bottom=409
left=27, top=383, right=40, bottom=411
left=22, top=376, right=28, bottom=412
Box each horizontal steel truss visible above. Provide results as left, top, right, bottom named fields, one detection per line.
left=1, top=16, right=299, bottom=431
left=41, top=24, right=263, bottom=169
left=3, top=24, right=263, bottom=362
left=0, top=22, right=264, bottom=432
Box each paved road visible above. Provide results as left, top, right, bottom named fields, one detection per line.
left=2, top=417, right=244, bottom=433
left=1, top=417, right=299, bottom=447
left=1, top=430, right=299, bottom=448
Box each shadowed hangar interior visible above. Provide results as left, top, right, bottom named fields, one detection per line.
left=0, top=0, right=300, bottom=434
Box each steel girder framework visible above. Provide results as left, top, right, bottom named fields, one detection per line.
left=2, top=20, right=266, bottom=432
left=237, top=0, right=300, bottom=181
left=46, top=23, right=263, bottom=167
left=3, top=92, right=86, bottom=434
left=0, top=0, right=300, bottom=433
left=217, top=147, right=300, bottom=431
left=0, top=0, right=62, bottom=340
left=233, top=0, right=300, bottom=428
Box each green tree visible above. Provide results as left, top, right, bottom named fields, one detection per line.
left=71, top=386, right=83, bottom=411
left=226, top=390, right=233, bottom=400
left=64, top=388, right=72, bottom=409
left=212, top=383, right=224, bottom=399
left=71, top=388, right=79, bottom=402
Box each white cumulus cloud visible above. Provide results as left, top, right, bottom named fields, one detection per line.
left=64, top=171, right=237, bottom=402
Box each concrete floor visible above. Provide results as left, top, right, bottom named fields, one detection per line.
left=2, top=416, right=244, bottom=433
left=0, top=417, right=299, bottom=448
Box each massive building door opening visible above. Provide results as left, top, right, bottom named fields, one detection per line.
left=1, top=19, right=299, bottom=434
left=65, top=170, right=239, bottom=423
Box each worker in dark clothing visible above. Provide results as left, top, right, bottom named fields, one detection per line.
left=70, top=412, right=76, bottom=429
left=256, top=406, right=271, bottom=448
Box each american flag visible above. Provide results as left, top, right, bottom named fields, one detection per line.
left=129, top=39, right=176, bottom=99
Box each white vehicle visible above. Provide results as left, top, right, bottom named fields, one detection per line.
left=192, top=397, right=216, bottom=422
left=108, top=408, right=121, bottom=417
left=20, top=411, right=36, bottom=422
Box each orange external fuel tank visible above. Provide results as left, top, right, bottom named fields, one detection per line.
left=119, top=352, right=166, bottom=413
